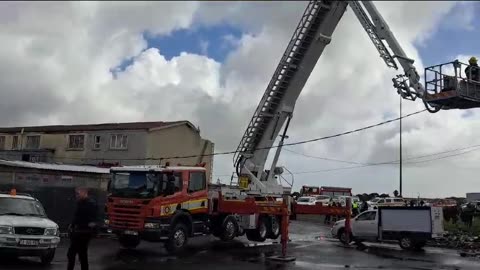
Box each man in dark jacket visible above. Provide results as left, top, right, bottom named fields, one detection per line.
left=465, top=56, right=479, bottom=81
left=67, top=187, right=98, bottom=270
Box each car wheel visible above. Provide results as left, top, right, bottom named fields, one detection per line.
left=165, top=223, right=189, bottom=254
left=40, top=249, right=55, bottom=266
left=337, top=229, right=352, bottom=244
left=399, top=236, right=414, bottom=250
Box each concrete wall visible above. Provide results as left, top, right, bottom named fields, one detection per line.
left=145, top=125, right=215, bottom=181
left=82, top=130, right=148, bottom=166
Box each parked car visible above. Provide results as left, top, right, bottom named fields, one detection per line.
left=368, top=197, right=405, bottom=209
left=336, top=196, right=360, bottom=207
left=331, top=206, right=444, bottom=251
left=314, top=195, right=332, bottom=205
left=296, top=196, right=317, bottom=205
left=0, top=191, right=60, bottom=265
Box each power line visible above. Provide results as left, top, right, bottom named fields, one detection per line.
left=213, top=143, right=480, bottom=177
left=0, top=109, right=426, bottom=163
left=283, top=148, right=367, bottom=165
left=150, top=109, right=426, bottom=161
left=283, top=143, right=480, bottom=166
left=289, top=146, right=480, bottom=175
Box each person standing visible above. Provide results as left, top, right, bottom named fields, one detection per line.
left=352, top=200, right=359, bottom=217
left=465, top=57, right=480, bottom=81
left=67, top=187, right=98, bottom=270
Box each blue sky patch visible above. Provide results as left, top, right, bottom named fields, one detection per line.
left=110, top=24, right=243, bottom=77
left=145, top=24, right=242, bottom=63
left=415, top=2, right=480, bottom=66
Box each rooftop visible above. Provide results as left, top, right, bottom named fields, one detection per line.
left=0, top=159, right=110, bottom=174
left=110, top=165, right=207, bottom=172
left=0, top=120, right=196, bottom=134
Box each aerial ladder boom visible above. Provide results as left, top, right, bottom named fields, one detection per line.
left=348, top=1, right=425, bottom=102
left=234, top=0, right=479, bottom=196
left=233, top=1, right=349, bottom=195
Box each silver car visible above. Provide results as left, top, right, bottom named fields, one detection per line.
left=0, top=192, right=60, bottom=265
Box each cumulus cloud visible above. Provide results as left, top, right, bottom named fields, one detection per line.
left=0, top=1, right=475, bottom=197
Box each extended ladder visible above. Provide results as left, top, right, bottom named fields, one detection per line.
left=233, top=0, right=335, bottom=170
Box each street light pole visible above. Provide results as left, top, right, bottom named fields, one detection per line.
left=399, top=95, right=403, bottom=197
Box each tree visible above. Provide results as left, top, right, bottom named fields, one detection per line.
left=393, top=190, right=399, bottom=197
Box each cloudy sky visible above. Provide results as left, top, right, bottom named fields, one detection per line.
left=1, top=1, right=479, bottom=198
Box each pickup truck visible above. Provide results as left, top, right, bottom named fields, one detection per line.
left=331, top=206, right=444, bottom=250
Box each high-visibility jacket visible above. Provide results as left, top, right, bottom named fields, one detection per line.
left=352, top=202, right=359, bottom=209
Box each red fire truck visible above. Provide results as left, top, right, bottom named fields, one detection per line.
left=300, top=186, right=352, bottom=197
left=105, top=164, right=348, bottom=254
left=105, top=165, right=290, bottom=253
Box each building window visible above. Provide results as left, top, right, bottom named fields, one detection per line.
left=12, top=136, right=19, bottom=150
left=110, top=134, right=128, bottom=149
left=26, top=136, right=40, bottom=149
left=0, top=136, right=5, bottom=150
left=68, top=134, right=85, bottom=149
left=93, top=135, right=101, bottom=150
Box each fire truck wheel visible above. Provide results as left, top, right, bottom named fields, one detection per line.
left=220, top=216, right=238, bottom=241
left=165, top=223, right=189, bottom=254
left=119, top=235, right=140, bottom=249
left=245, top=216, right=267, bottom=242
left=266, top=216, right=280, bottom=239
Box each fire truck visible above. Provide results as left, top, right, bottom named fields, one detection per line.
left=106, top=0, right=480, bottom=256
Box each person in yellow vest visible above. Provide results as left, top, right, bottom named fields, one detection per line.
left=352, top=200, right=359, bottom=217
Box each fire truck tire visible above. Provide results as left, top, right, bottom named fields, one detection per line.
left=220, top=216, right=238, bottom=241
left=165, top=223, right=189, bottom=254
left=119, top=235, right=140, bottom=249
left=245, top=216, right=267, bottom=242
left=266, top=216, right=280, bottom=239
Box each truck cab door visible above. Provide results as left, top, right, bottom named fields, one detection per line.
left=352, top=211, right=378, bottom=240
left=185, top=171, right=208, bottom=213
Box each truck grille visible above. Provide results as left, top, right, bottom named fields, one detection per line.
left=15, top=227, right=45, bottom=235
left=110, top=204, right=143, bottom=229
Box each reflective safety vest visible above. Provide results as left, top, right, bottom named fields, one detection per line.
left=352, top=202, right=359, bottom=209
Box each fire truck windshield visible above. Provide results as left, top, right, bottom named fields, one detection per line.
left=109, top=171, right=181, bottom=198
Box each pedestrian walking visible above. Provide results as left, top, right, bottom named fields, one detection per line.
left=67, top=187, right=98, bottom=270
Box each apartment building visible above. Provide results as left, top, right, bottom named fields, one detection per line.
left=0, top=121, right=214, bottom=180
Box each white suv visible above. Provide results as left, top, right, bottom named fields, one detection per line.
left=0, top=191, right=60, bottom=265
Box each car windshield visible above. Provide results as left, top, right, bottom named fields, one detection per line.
left=370, top=198, right=381, bottom=203
left=297, top=197, right=314, bottom=202
left=0, top=198, right=46, bottom=217
left=110, top=171, right=182, bottom=198
left=316, top=196, right=330, bottom=200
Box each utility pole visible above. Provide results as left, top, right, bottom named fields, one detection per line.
left=399, top=95, right=403, bottom=197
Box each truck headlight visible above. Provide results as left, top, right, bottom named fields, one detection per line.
left=44, top=228, right=59, bottom=236
left=144, top=223, right=160, bottom=229
left=0, top=226, right=14, bottom=235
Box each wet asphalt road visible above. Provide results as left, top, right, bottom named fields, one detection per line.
left=1, top=220, right=479, bottom=270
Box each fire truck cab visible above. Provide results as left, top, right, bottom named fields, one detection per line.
left=106, top=165, right=283, bottom=253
